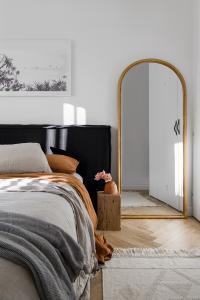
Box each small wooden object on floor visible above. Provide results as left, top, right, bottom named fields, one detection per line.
left=97, top=191, right=121, bottom=231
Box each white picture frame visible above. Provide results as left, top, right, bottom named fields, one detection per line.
left=0, top=39, right=71, bottom=97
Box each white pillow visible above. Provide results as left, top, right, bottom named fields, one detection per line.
left=0, top=143, right=52, bottom=173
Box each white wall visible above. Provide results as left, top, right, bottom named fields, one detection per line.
left=0, top=0, right=194, bottom=200
left=122, top=64, right=149, bottom=190
left=193, top=0, right=200, bottom=220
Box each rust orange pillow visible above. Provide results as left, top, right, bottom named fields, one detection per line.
left=46, top=154, right=79, bottom=174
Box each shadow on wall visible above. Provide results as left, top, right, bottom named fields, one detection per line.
left=63, top=103, right=86, bottom=125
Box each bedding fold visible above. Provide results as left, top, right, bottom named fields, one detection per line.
left=0, top=173, right=113, bottom=264
left=0, top=212, right=83, bottom=300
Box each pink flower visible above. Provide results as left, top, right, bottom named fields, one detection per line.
left=94, top=170, right=112, bottom=182
left=103, top=173, right=112, bottom=182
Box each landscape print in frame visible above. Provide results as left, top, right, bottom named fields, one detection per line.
left=0, top=39, right=71, bottom=96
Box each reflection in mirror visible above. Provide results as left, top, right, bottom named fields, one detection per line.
left=120, top=61, right=185, bottom=216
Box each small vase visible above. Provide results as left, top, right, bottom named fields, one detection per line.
left=104, top=181, right=118, bottom=195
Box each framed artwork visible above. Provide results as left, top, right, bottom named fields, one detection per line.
left=0, top=39, right=71, bottom=96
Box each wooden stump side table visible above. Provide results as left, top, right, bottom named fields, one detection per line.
left=97, top=191, right=121, bottom=231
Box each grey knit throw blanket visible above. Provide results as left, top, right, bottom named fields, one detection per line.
left=0, top=211, right=85, bottom=300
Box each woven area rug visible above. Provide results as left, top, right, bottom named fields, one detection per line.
left=102, top=248, right=200, bottom=300
left=121, top=192, right=160, bottom=208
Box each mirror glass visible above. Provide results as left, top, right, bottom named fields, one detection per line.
left=121, top=62, right=184, bottom=216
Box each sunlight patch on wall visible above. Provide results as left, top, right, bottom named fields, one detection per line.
left=174, top=142, right=183, bottom=197
left=63, top=103, right=75, bottom=125
left=76, top=106, right=86, bottom=125
left=63, top=103, right=86, bottom=125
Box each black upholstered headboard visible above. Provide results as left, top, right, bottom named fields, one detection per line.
left=0, top=124, right=111, bottom=209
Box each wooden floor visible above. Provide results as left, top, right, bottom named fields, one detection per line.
left=91, top=217, right=200, bottom=299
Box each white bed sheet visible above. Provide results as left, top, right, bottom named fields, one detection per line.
left=0, top=187, right=92, bottom=299
left=0, top=192, right=77, bottom=241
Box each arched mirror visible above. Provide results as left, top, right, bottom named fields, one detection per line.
left=118, top=59, right=188, bottom=218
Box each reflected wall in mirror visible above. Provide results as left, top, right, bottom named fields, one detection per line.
left=118, top=59, right=187, bottom=218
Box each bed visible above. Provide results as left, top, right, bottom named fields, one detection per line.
left=0, top=125, right=112, bottom=300
left=0, top=124, right=111, bottom=210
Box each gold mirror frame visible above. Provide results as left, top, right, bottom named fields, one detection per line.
left=118, top=58, right=188, bottom=219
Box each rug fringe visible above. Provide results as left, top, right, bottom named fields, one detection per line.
left=113, top=248, right=200, bottom=257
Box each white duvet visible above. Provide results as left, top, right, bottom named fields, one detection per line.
left=0, top=179, right=96, bottom=300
